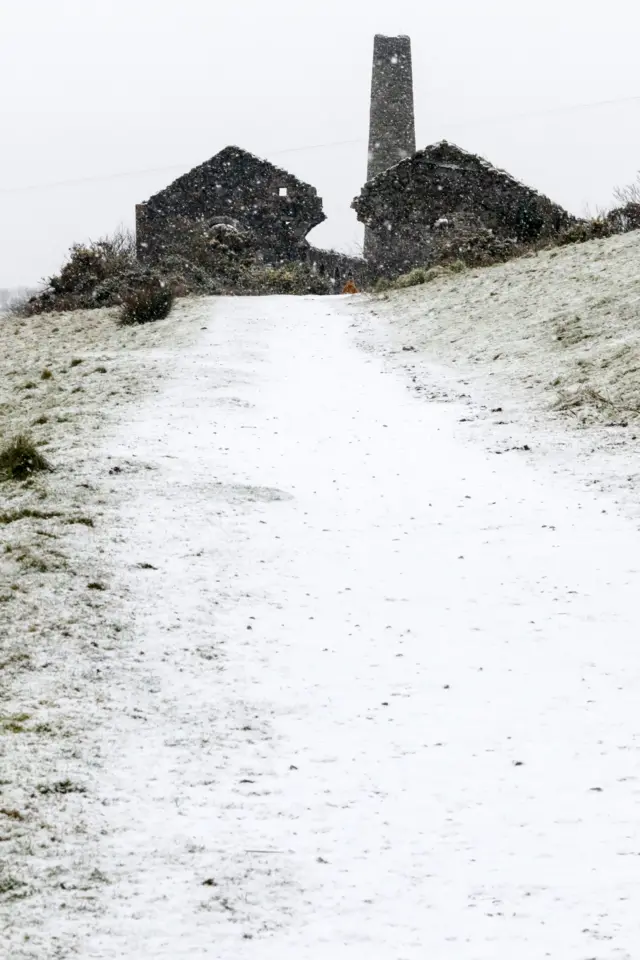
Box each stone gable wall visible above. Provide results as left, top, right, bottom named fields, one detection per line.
left=137, top=146, right=325, bottom=265
left=354, top=141, right=574, bottom=276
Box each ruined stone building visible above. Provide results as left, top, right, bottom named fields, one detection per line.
left=357, top=34, right=574, bottom=277
left=135, top=33, right=574, bottom=288
left=353, top=140, right=573, bottom=276
left=136, top=146, right=325, bottom=264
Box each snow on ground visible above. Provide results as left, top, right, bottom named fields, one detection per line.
left=3, top=273, right=640, bottom=958
left=0, top=301, right=201, bottom=953
left=350, top=230, right=640, bottom=523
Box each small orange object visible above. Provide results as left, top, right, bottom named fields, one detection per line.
left=342, top=280, right=358, bottom=294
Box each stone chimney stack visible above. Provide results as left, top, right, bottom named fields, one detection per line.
left=365, top=34, right=416, bottom=260
left=367, top=34, right=416, bottom=183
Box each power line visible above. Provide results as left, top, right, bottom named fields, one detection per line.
left=0, top=163, right=191, bottom=195
left=272, top=137, right=363, bottom=156
left=276, top=94, right=640, bottom=150
left=2, top=93, right=640, bottom=197
left=0, top=140, right=367, bottom=196
left=442, top=93, right=640, bottom=129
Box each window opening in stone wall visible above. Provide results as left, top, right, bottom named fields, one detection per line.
left=279, top=187, right=288, bottom=197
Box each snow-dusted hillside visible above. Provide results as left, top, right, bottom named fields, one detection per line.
left=3, top=239, right=640, bottom=957
left=365, top=231, right=640, bottom=424
left=350, top=230, right=640, bottom=520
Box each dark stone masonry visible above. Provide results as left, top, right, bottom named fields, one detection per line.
left=365, top=35, right=416, bottom=260
left=367, top=35, right=416, bottom=183
left=134, top=35, right=578, bottom=288
left=304, top=246, right=372, bottom=291
left=353, top=141, right=574, bottom=276
left=136, top=146, right=326, bottom=265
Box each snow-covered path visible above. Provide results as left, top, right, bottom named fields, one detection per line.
left=52, top=296, right=640, bottom=958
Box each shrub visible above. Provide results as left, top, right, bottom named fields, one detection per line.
left=605, top=203, right=640, bottom=234
left=119, top=281, right=174, bottom=326
left=448, top=231, right=519, bottom=267
left=54, top=229, right=135, bottom=294
left=374, top=259, right=469, bottom=294
left=249, top=263, right=333, bottom=296
left=21, top=228, right=137, bottom=315
left=395, top=267, right=428, bottom=288
left=425, top=266, right=448, bottom=282
left=556, top=218, right=614, bottom=246
left=552, top=206, right=640, bottom=249
left=447, top=259, right=467, bottom=274
left=17, top=219, right=337, bottom=315
left=388, top=265, right=445, bottom=290
left=153, top=217, right=257, bottom=294
left=0, top=435, right=52, bottom=481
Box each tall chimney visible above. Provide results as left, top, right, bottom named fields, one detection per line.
left=367, top=34, right=416, bottom=183
left=365, top=35, right=416, bottom=260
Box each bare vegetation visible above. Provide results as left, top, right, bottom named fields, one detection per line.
left=36, top=779, right=87, bottom=796
left=375, top=261, right=467, bottom=293
left=119, top=280, right=174, bottom=326
left=249, top=262, right=335, bottom=295
left=15, top=221, right=334, bottom=319
left=15, top=228, right=138, bottom=316
left=613, top=172, right=640, bottom=206
left=0, top=436, right=52, bottom=482
left=0, top=508, right=62, bottom=524
left=555, top=204, right=640, bottom=247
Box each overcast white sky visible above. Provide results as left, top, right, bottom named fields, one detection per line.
left=2, top=0, right=640, bottom=286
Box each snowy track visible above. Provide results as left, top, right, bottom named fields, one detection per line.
left=13, top=296, right=640, bottom=958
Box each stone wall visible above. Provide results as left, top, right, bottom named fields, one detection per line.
left=136, top=146, right=325, bottom=265
left=304, top=247, right=373, bottom=291
left=353, top=141, right=574, bottom=276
